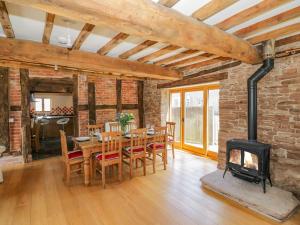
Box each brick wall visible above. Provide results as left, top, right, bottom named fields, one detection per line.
left=218, top=51, right=300, bottom=197
left=122, top=80, right=138, bottom=104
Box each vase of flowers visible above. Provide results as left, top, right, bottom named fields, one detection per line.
left=118, top=112, right=134, bottom=133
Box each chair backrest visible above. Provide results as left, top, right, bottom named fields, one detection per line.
left=154, top=126, right=167, bottom=144
left=87, top=124, right=103, bottom=135
left=129, top=128, right=147, bottom=154
left=126, top=121, right=137, bottom=132
left=101, top=131, right=122, bottom=158
left=166, top=122, right=176, bottom=141
left=59, top=130, right=68, bottom=161
left=109, top=122, right=121, bottom=132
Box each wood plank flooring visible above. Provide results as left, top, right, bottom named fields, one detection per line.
left=0, top=150, right=299, bottom=225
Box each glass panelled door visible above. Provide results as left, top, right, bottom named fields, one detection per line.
left=207, top=89, right=220, bottom=153
left=170, top=92, right=181, bottom=145
left=183, top=91, right=204, bottom=152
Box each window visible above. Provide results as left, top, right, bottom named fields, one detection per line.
left=34, top=98, right=51, bottom=112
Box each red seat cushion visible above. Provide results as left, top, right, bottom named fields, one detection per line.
left=147, top=143, right=165, bottom=150
left=96, top=153, right=119, bottom=160
left=123, top=146, right=145, bottom=153
left=67, top=150, right=83, bottom=159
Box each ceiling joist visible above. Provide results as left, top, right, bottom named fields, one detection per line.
left=97, top=32, right=129, bottom=55
left=42, top=13, right=55, bottom=44
left=166, top=53, right=214, bottom=69
left=119, top=40, right=157, bottom=59
left=137, top=45, right=180, bottom=63
left=0, top=1, right=14, bottom=38
left=0, top=38, right=182, bottom=80
left=72, top=23, right=95, bottom=50
left=155, top=49, right=199, bottom=66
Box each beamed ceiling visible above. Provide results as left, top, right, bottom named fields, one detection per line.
left=0, top=0, right=299, bottom=80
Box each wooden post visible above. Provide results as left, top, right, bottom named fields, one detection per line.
left=137, top=81, right=144, bottom=128
left=116, top=79, right=122, bottom=114
left=0, top=67, right=9, bottom=152
left=20, top=68, right=31, bottom=162
left=73, top=74, right=79, bottom=136
left=88, top=82, right=96, bottom=124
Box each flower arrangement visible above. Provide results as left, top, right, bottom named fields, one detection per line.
left=118, top=112, right=134, bottom=132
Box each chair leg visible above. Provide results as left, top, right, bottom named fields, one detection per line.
left=143, top=156, right=146, bottom=176
left=163, top=149, right=167, bottom=170
left=129, top=158, right=133, bottom=179
left=172, top=144, right=175, bottom=159
left=118, top=161, right=122, bottom=182
left=66, top=165, right=71, bottom=185
left=153, top=151, right=156, bottom=174
left=135, top=159, right=138, bottom=168
left=102, top=164, right=106, bottom=189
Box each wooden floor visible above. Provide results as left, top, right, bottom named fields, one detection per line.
left=0, top=150, right=299, bottom=225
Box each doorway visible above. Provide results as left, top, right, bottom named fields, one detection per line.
left=169, top=84, right=220, bottom=159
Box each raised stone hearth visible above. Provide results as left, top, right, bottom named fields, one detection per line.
left=201, top=170, right=299, bottom=222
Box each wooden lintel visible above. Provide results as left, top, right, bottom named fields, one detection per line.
left=30, top=77, right=73, bottom=93
left=0, top=38, right=181, bottom=80
left=157, top=72, right=228, bottom=89
left=7, top=0, right=261, bottom=64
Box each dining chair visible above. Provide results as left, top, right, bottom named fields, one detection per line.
left=87, top=124, right=103, bottom=135
left=122, top=128, right=147, bottom=178
left=109, top=122, right=121, bottom=132
left=60, top=130, right=84, bottom=185
left=93, top=131, right=122, bottom=188
left=147, top=127, right=167, bottom=173
left=166, top=122, right=176, bottom=160
left=126, top=121, right=137, bottom=133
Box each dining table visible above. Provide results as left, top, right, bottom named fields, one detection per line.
left=73, top=134, right=156, bottom=185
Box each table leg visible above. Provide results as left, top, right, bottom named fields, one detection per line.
left=84, top=156, right=90, bottom=185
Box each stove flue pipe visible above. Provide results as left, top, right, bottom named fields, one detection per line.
left=248, top=40, right=275, bottom=141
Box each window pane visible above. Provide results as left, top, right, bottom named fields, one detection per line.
left=170, top=93, right=181, bottom=142
left=208, top=89, right=219, bottom=152
left=35, top=98, right=43, bottom=112
left=184, top=91, right=203, bottom=148
left=44, top=98, right=51, bottom=111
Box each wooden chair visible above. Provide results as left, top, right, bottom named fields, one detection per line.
left=147, top=127, right=167, bottom=173
left=94, top=131, right=122, bottom=188
left=166, top=122, right=176, bottom=160
left=122, top=128, right=147, bottom=178
left=126, top=121, right=137, bottom=133
left=60, top=130, right=84, bottom=185
left=87, top=124, right=103, bottom=135
left=109, top=122, right=121, bottom=132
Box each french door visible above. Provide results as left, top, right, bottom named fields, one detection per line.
left=169, top=85, right=220, bottom=158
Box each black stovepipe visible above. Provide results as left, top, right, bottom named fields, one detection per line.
left=247, top=58, right=274, bottom=141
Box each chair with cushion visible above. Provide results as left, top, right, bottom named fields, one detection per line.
left=94, top=131, right=122, bottom=188
left=166, top=122, right=176, bottom=160
left=60, top=130, right=84, bottom=185
left=147, top=127, right=167, bottom=173
left=122, top=128, right=147, bottom=178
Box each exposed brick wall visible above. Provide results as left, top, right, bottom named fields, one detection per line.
left=96, top=109, right=116, bottom=125
left=9, top=111, right=21, bottom=152
left=94, top=77, right=116, bottom=105
left=218, top=52, right=300, bottom=197
left=122, top=80, right=138, bottom=104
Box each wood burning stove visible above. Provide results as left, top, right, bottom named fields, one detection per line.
left=223, top=40, right=275, bottom=193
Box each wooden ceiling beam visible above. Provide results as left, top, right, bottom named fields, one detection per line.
left=179, top=57, right=230, bottom=72
left=0, top=1, right=14, bottom=38
left=137, top=45, right=180, bottom=63
left=157, top=72, right=228, bottom=89
left=119, top=40, right=157, bottom=59
left=155, top=49, right=199, bottom=66
left=192, top=0, right=238, bottom=21
left=166, top=53, right=214, bottom=68
left=158, top=0, right=179, bottom=8
left=216, top=0, right=292, bottom=30
left=42, top=13, right=55, bottom=44
left=97, top=32, right=129, bottom=55
left=275, top=33, right=300, bottom=47
left=247, top=23, right=300, bottom=45
left=234, top=7, right=300, bottom=38
left=72, top=23, right=95, bottom=50
left=6, top=0, right=263, bottom=63
left=0, top=38, right=182, bottom=80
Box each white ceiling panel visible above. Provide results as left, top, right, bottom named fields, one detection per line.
left=227, top=1, right=300, bottom=34
left=0, top=25, right=5, bottom=37
left=80, top=25, right=118, bottom=53
left=106, top=36, right=145, bottom=57
left=172, top=0, right=211, bottom=16
left=6, top=2, right=45, bottom=42
left=150, top=47, right=187, bottom=63
left=127, top=42, right=168, bottom=61
left=204, top=0, right=262, bottom=26
left=163, top=51, right=206, bottom=65
left=50, top=16, right=84, bottom=48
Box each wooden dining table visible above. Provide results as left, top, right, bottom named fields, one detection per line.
left=73, top=135, right=156, bottom=185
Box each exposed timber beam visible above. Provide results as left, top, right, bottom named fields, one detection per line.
left=42, top=13, right=55, bottom=44
left=6, top=0, right=263, bottom=64
left=275, top=33, right=300, bottom=47
left=137, top=45, right=180, bottom=63
left=157, top=72, right=228, bottom=89
left=179, top=57, right=230, bottom=72
left=167, top=53, right=214, bottom=68
left=72, top=23, right=95, bottom=50
left=98, top=32, right=129, bottom=55
left=0, top=1, right=14, bottom=38
left=192, top=0, right=238, bottom=21
left=216, top=0, right=292, bottom=30
left=155, top=49, right=199, bottom=66
left=119, top=40, right=157, bottom=59
left=234, top=7, right=300, bottom=38
left=158, top=0, right=179, bottom=8
left=0, top=38, right=181, bottom=80
left=247, top=23, right=300, bottom=45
